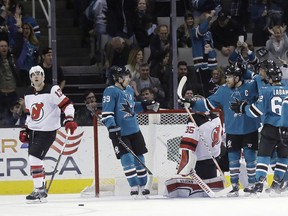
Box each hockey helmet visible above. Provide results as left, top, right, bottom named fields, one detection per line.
left=225, top=64, right=242, bottom=78
left=266, top=65, right=282, bottom=82
left=29, top=65, right=45, bottom=78
left=111, top=66, right=130, bottom=82
left=256, top=60, right=276, bottom=73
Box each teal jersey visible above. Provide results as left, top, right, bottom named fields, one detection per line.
left=192, top=80, right=261, bottom=135
left=101, top=85, right=144, bottom=136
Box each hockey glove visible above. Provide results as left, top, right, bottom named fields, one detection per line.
left=179, top=98, right=195, bottom=109
left=19, top=128, right=29, bottom=143
left=230, top=98, right=247, bottom=114
left=63, top=116, right=78, bottom=135
left=142, top=100, right=160, bottom=112
left=280, top=127, right=288, bottom=146
left=108, top=126, right=121, bottom=140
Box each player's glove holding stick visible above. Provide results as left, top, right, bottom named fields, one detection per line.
left=63, top=116, right=78, bottom=135
left=19, top=128, right=29, bottom=143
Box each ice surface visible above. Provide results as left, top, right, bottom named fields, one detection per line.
left=0, top=193, right=288, bottom=216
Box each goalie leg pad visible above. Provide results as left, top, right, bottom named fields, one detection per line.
left=177, top=149, right=197, bottom=176
left=164, top=176, right=224, bottom=198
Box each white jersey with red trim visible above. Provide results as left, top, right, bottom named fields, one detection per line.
left=24, top=85, right=74, bottom=131
left=180, top=112, right=223, bottom=161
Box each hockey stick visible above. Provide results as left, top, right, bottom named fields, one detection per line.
left=118, top=138, right=153, bottom=191
left=46, top=130, right=70, bottom=192
left=177, top=76, right=227, bottom=184
left=188, top=169, right=216, bottom=198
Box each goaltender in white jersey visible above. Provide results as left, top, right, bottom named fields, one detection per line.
left=19, top=65, right=78, bottom=203
left=165, top=110, right=225, bottom=198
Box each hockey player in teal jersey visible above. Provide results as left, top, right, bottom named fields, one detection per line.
left=231, top=65, right=288, bottom=194
left=182, top=64, right=260, bottom=197
left=101, top=66, right=159, bottom=196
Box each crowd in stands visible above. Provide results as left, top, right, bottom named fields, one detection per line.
left=0, top=0, right=65, bottom=127
left=2, top=0, right=288, bottom=127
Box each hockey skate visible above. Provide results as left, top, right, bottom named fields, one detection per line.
left=140, top=186, right=150, bottom=198
left=130, top=186, right=139, bottom=199
left=244, top=182, right=263, bottom=194
left=26, top=186, right=48, bottom=204
left=227, top=183, right=239, bottom=197
left=265, top=180, right=281, bottom=195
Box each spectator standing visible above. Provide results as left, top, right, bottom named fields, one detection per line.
left=133, top=0, right=157, bottom=48
left=177, top=11, right=194, bottom=48
left=210, top=12, right=246, bottom=57
left=228, top=41, right=259, bottom=67
left=250, top=0, right=270, bottom=47
left=148, top=24, right=171, bottom=71
left=106, top=0, right=137, bottom=39
left=13, top=22, right=40, bottom=86
left=266, top=25, right=288, bottom=66
left=0, top=39, right=21, bottom=122
left=39, top=47, right=66, bottom=90
left=191, top=10, right=217, bottom=70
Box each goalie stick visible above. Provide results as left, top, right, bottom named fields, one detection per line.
left=46, top=130, right=70, bottom=192
left=118, top=138, right=154, bottom=191
left=177, top=76, right=227, bottom=184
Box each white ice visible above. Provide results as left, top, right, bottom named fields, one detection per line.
left=0, top=193, right=288, bottom=216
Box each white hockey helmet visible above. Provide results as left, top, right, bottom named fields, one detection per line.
left=29, top=65, right=45, bottom=79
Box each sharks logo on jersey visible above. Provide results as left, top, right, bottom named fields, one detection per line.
left=121, top=100, right=134, bottom=118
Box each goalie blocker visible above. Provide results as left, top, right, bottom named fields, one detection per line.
left=164, top=176, right=224, bottom=198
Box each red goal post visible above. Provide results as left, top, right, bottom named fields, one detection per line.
left=82, top=109, right=223, bottom=197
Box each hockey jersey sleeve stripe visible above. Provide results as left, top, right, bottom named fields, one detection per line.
left=283, top=97, right=288, bottom=104
left=58, top=97, right=72, bottom=112
left=204, top=99, right=215, bottom=111
left=249, top=104, right=262, bottom=117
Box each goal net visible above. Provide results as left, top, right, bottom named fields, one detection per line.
left=80, top=110, right=191, bottom=197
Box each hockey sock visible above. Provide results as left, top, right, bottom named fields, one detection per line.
left=243, top=147, right=257, bottom=184
left=228, top=150, right=241, bottom=184
left=29, top=155, right=45, bottom=188
left=120, top=153, right=140, bottom=187
left=135, top=155, right=147, bottom=186
left=274, top=158, right=288, bottom=181
left=255, top=156, right=270, bottom=182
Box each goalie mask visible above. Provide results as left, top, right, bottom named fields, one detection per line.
left=266, top=65, right=282, bottom=83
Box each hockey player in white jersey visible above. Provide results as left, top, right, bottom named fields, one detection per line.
left=165, top=91, right=225, bottom=198
left=19, top=66, right=78, bottom=203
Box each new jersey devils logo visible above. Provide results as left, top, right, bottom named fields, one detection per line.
left=31, top=102, right=44, bottom=121
left=211, top=125, right=221, bottom=147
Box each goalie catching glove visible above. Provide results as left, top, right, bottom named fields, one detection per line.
left=19, top=128, right=29, bottom=143
left=142, top=100, right=160, bottom=112
left=230, top=98, right=247, bottom=114
left=63, top=116, right=78, bottom=135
